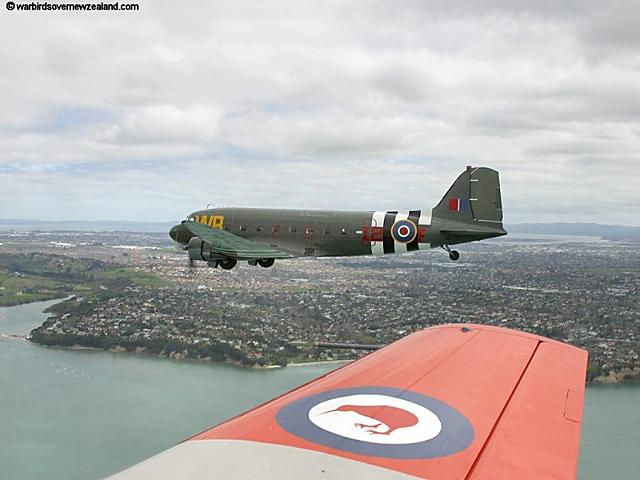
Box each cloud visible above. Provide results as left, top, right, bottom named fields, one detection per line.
left=0, top=0, right=638, bottom=225
left=112, top=105, right=221, bottom=144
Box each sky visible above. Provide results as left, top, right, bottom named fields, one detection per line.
left=0, top=0, right=638, bottom=225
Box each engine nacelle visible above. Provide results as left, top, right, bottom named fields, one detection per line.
left=187, top=237, right=212, bottom=262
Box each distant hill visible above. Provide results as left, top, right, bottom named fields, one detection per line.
left=1, top=219, right=639, bottom=240
left=0, top=219, right=174, bottom=233
left=506, top=223, right=640, bottom=240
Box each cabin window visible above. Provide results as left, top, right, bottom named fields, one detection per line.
left=239, top=225, right=247, bottom=232
left=341, top=228, right=347, bottom=235
left=289, top=225, right=297, bottom=234
left=305, top=226, right=313, bottom=235
left=256, top=226, right=263, bottom=232
left=272, top=225, right=281, bottom=234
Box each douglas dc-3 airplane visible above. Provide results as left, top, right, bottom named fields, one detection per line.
left=109, top=324, right=588, bottom=479
left=169, top=166, right=507, bottom=269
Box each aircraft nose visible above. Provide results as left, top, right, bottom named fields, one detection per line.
left=169, top=224, right=182, bottom=243
left=169, top=223, right=195, bottom=245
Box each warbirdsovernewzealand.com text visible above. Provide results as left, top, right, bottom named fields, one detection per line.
left=6, top=1, right=139, bottom=12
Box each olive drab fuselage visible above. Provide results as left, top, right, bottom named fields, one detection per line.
left=169, top=167, right=507, bottom=265
left=175, top=208, right=440, bottom=258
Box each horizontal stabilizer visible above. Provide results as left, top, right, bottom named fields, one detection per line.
left=440, top=228, right=507, bottom=240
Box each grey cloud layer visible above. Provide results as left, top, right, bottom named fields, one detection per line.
left=0, top=0, right=638, bottom=224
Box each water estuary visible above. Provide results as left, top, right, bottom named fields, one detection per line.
left=1, top=300, right=638, bottom=479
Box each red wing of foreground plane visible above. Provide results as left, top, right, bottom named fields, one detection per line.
left=109, top=325, right=587, bottom=480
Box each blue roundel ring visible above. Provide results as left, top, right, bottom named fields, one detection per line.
left=276, top=386, right=474, bottom=459
left=391, top=219, right=418, bottom=243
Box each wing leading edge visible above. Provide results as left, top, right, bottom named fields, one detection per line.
left=109, top=324, right=588, bottom=480
left=182, top=220, right=293, bottom=260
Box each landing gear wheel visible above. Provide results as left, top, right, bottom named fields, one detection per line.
left=258, top=258, right=275, bottom=268
left=441, top=244, right=460, bottom=261
left=219, top=258, right=237, bottom=270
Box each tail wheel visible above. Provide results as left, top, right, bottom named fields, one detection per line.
left=441, top=244, right=460, bottom=261
left=219, top=258, right=238, bottom=270
left=258, top=258, right=275, bottom=268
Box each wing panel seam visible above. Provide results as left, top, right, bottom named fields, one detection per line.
left=463, top=339, right=542, bottom=480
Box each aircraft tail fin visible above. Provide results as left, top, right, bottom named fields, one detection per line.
left=431, top=166, right=505, bottom=232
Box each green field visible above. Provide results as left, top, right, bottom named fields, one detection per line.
left=0, top=253, right=170, bottom=307
left=0, top=271, right=69, bottom=306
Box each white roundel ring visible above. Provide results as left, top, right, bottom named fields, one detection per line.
left=307, top=394, right=441, bottom=445
left=391, top=219, right=418, bottom=243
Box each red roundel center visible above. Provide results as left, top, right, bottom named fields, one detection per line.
left=391, top=219, right=417, bottom=243
left=326, top=404, right=419, bottom=435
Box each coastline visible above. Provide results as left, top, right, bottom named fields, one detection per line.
left=25, top=336, right=355, bottom=370
left=22, top=338, right=640, bottom=383
left=0, top=293, right=70, bottom=308
left=23, top=338, right=322, bottom=370
left=591, top=367, right=640, bottom=384
left=0, top=333, right=29, bottom=342
left=286, top=359, right=352, bottom=367
left=4, top=298, right=638, bottom=382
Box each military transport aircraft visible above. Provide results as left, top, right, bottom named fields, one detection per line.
left=169, top=166, right=506, bottom=269
left=108, top=324, right=587, bottom=479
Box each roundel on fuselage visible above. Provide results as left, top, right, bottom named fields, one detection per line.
left=391, top=219, right=418, bottom=243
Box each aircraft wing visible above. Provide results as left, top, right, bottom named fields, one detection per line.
left=182, top=220, right=294, bottom=260
left=108, top=324, right=588, bottom=480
